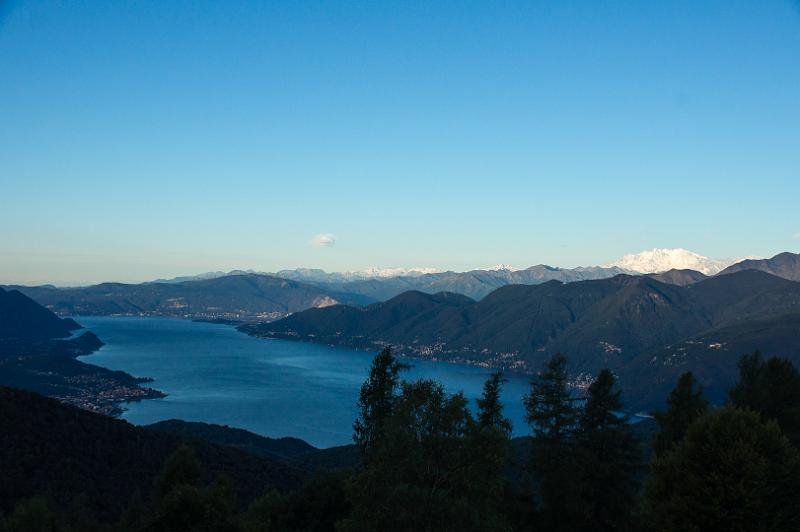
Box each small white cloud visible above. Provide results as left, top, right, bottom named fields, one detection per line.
left=310, top=233, right=336, bottom=248
left=794, top=232, right=800, bottom=240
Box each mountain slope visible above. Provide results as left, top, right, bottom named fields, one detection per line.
left=244, top=270, right=800, bottom=409
left=716, top=251, right=800, bottom=281
left=6, top=274, right=370, bottom=320
left=647, top=269, right=708, bottom=286
left=0, top=289, right=162, bottom=415
left=0, top=287, right=82, bottom=340
left=147, top=419, right=317, bottom=459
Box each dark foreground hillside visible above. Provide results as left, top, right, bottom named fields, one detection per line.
left=3, top=344, right=800, bottom=532
left=0, top=387, right=308, bottom=522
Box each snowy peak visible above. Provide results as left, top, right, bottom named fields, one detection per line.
left=352, top=267, right=442, bottom=278
left=604, top=248, right=744, bottom=275
left=274, top=267, right=444, bottom=283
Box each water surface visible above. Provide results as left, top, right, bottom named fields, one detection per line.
left=78, top=316, right=532, bottom=448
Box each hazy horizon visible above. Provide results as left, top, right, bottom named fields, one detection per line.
left=1, top=246, right=793, bottom=287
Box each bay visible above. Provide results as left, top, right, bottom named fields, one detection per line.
left=77, top=316, right=533, bottom=448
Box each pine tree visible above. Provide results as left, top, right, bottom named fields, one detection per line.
left=477, top=371, right=513, bottom=435
left=525, top=354, right=578, bottom=442
left=729, top=351, right=800, bottom=446
left=645, top=407, right=800, bottom=532
left=576, top=369, right=641, bottom=532
left=524, top=353, right=583, bottom=531
left=469, top=372, right=513, bottom=531
left=352, top=347, right=409, bottom=458
left=651, top=371, right=708, bottom=456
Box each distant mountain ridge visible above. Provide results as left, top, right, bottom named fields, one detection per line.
left=5, top=274, right=368, bottom=321
left=274, top=265, right=634, bottom=301
left=8, top=251, right=799, bottom=322
left=242, top=268, right=800, bottom=410
left=717, top=251, right=800, bottom=281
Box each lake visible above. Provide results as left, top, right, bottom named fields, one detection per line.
left=77, top=316, right=533, bottom=448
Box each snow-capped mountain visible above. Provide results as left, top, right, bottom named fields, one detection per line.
left=488, top=264, right=519, bottom=272
left=352, top=267, right=443, bottom=278
left=604, top=248, right=748, bottom=275
left=273, top=267, right=445, bottom=284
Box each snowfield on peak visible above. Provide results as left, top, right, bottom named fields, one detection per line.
left=604, top=248, right=750, bottom=275
left=352, top=267, right=443, bottom=278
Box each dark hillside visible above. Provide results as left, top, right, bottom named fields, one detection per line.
left=0, top=387, right=307, bottom=522
left=648, top=268, right=707, bottom=286
left=0, top=287, right=80, bottom=340
left=148, top=419, right=317, bottom=459
left=717, top=251, right=800, bottom=281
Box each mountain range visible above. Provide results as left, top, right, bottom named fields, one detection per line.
left=5, top=250, right=797, bottom=322
left=5, top=274, right=371, bottom=321
left=241, top=255, right=800, bottom=411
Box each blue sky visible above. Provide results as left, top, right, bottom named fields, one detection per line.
left=1, top=1, right=799, bottom=284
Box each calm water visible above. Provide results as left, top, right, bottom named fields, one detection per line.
left=77, top=316, right=533, bottom=448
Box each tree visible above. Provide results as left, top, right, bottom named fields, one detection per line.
left=576, top=369, right=641, bottom=532
left=352, top=347, right=409, bottom=457
left=148, top=445, right=238, bottom=532
left=729, top=351, right=800, bottom=446
left=154, top=444, right=203, bottom=499
left=477, top=371, right=513, bottom=435
left=651, top=371, right=708, bottom=456
left=524, top=353, right=583, bottom=531
left=468, top=372, right=514, bottom=531
left=3, top=498, right=57, bottom=532
left=341, top=379, right=507, bottom=532
left=240, top=489, right=287, bottom=532
left=644, top=407, right=800, bottom=532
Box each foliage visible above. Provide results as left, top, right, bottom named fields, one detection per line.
left=729, top=351, right=800, bottom=446
left=477, top=371, right=513, bottom=435
left=576, top=369, right=641, bottom=532
left=524, top=353, right=584, bottom=530
left=644, top=407, right=800, bottom=532
left=651, top=371, right=708, bottom=456
left=2, top=498, right=57, bottom=532
left=342, top=374, right=511, bottom=532
left=352, top=347, right=408, bottom=457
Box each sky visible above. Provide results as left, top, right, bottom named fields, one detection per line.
left=1, top=0, right=799, bottom=285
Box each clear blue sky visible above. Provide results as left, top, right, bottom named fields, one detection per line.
left=1, top=0, right=799, bottom=284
